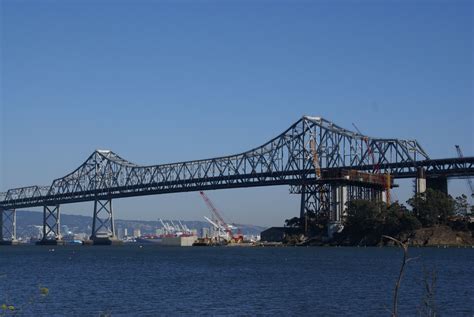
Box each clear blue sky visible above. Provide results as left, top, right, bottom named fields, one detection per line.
left=1, top=0, right=473, bottom=226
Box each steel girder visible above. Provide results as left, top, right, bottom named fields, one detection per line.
left=0, top=116, right=470, bottom=210
left=91, top=199, right=115, bottom=239
left=1, top=209, right=16, bottom=241
left=42, top=205, right=61, bottom=241
left=298, top=184, right=331, bottom=218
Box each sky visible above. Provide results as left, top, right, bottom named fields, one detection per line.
left=0, top=0, right=473, bottom=227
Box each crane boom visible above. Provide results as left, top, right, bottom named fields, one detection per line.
left=309, top=137, right=322, bottom=178
left=199, top=191, right=233, bottom=236
left=455, top=145, right=474, bottom=196
left=203, top=216, right=221, bottom=229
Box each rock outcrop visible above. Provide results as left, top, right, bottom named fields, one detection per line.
left=405, top=225, right=474, bottom=247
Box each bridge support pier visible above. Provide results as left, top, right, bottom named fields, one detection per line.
left=37, top=205, right=64, bottom=245
left=330, top=185, right=347, bottom=223
left=0, top=209, right=18, bottom=245
left=90, top=199, right=121, bottom=245
left=299, top=184, right=331, bottom=233
left=416, top=167, right=427, bottom=195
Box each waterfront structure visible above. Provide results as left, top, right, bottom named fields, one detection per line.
left=133, top=229, right=141, bottom=238
left=0, top=116, right=473, bottom=245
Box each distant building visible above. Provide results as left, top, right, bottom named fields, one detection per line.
left=124, top=228, right=128, bottom=237
left=62, top=225, right=70, bottom=235
left=70, top=232, right=88, bottom=241
left=116, top=227, right=123, bottom=239
left=133, top=229, right=141, bottom=238
left=260, top=227, right=301, bottom=242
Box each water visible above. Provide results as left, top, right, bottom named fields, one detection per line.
left=0, top=246, right=472, bottom=316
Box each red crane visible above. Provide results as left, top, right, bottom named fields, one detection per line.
left=199, top=191, right=241, bottom=241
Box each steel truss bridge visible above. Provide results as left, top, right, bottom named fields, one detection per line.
left=1, top=116, right=473, bottom=244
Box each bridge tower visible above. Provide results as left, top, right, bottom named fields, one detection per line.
left=90, top=199, right=120, bottom=245
left=0, top=209, right=18, bottom=245
left=37, top=205, right=64, bottom=245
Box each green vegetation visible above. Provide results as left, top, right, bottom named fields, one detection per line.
left=285, top=189, right=473, bottom=246
left=340, top=200, right=421, bottom=245
left=407, top=189, right=455, bottom=226
left=335, top=189, right=473, bottom=246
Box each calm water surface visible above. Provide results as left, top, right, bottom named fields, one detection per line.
left=0, top=246, right=472, bottom=316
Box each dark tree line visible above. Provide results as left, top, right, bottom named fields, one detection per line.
left=285, top=189, right=473, bottom=244
left=340, top=189, right=473, bottom=244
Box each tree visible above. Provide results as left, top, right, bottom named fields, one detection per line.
left=407, top=189, right=455, bottom=227
left=341, top=200, right=422, bottom=245
left=382, top=203, right=421, bottom=236
left=345, top=200, right=381, bottom=234
left=343, top=200, right=384, bottom=244
left=284, top=217, right=300, bottom=228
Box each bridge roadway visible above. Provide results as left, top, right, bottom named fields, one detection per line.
left=1, top=116, right=473, bottom=210
left=0, top=157, right=473, bottom=210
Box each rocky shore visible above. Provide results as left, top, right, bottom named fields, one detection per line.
left=399, top=225, right=474, bottom=247
left=283, top=225, right=474, bottom=247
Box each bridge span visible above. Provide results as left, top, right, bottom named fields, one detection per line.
left=1, top=116, right=473, bottom=244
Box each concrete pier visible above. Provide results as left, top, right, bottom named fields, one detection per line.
left=36, top=239, right=66, bottom=246
left=88, top=237, right=123, bottom=245
left=416, top=167, right=427, bottom=194
left=0, top=240, right=19, bottom=246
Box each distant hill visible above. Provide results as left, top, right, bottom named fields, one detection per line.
left=14, top=210, right=266, bottom=239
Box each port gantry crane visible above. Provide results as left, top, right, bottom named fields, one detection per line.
left=455, top=145, right=474, bottom=198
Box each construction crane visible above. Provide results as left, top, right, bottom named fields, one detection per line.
left=455, top=145, right=474, bottom=197
left=309, top=136, right=322, bottom=179
left=199, top=191, right=242, bottom=242
left=304, top=134, right=328, bottom=234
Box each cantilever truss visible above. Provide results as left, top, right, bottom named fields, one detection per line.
left=1, top=116, right=439, bottom=210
